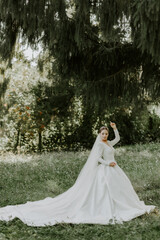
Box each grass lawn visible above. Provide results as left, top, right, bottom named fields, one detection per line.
left=0, top=142, right=160, bottom=240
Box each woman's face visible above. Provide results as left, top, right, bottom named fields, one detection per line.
left=100, top=129, right=109, bottom=141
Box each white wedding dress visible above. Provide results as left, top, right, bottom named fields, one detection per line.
left=0, top=129, right=155, bottom=226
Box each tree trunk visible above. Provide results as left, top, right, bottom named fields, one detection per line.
left=38, top=131, right=42, bottom=152
left=14, top=129, right=20, bottom=152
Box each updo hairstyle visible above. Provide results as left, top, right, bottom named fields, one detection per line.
left=99, top=126, right=109, bottom=133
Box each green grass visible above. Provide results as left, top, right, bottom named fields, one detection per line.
left=0, top=143, right=160, bottom=240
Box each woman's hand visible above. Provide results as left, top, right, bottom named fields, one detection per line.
left=110, top=121, right=117, bottom=130
left=109, top=162, right=116, bottom=167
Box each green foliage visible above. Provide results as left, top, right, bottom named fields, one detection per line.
left=0, top=144, right=159, bottom=239
left=104, top=105, right=160, bottom=145
left=1, top=84, right=160, bottom=152
left=131, top=0, right=160, bottom=64
left=0, top=3, right=160, bottom=152
left=98, top=0, right=130, bottom=37
left=147, top=112, right=160, bottom=141
left=0, top=0, right=160, bottom=106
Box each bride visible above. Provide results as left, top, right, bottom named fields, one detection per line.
left=0, top=122, right=156, bottom=226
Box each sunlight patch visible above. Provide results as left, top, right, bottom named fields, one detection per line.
left=0, top=152, right=33, bottom=163
left=139, top=150, right=152, bottom=158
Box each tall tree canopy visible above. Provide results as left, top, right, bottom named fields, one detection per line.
left=0, top=0, right=160, bottom=107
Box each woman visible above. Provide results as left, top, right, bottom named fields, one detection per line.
left=0, top=122, right=156, bottom=226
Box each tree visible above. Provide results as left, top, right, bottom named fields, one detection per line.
left=0, top=0, right=160, bottom=108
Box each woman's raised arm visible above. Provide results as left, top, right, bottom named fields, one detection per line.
left=109, top=122, right=120, bottom=146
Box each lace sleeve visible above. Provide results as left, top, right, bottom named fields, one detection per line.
left=109, top=129, right=120, bottom=146
left=97, top=143, right=109, bottom=166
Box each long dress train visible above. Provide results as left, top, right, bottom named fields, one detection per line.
left=0, top=129, right=156, bottom=226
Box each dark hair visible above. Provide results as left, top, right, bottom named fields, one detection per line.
left=99, top=126, right=109, bottom=133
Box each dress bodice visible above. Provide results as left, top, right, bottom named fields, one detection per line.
left=101, top=142, right=116, bottom=162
